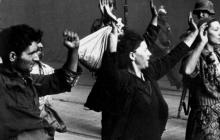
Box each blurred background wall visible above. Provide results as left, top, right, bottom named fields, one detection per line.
left=0, top=0, right=219, bottom=84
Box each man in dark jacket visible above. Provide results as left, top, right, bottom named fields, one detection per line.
left=0, top=24, right=81, bottom=140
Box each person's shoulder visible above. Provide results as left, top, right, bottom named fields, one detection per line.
left=0, top=64, right=11, bottom=84
left=119, top=69, right=132, bottom=82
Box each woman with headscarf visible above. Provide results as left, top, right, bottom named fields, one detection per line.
left=181, top=17, right=220, bottom=140
left=96, top=12, right=199, bottom=140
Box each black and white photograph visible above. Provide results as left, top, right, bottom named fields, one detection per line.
left=0, top=0, right=220, bottom=139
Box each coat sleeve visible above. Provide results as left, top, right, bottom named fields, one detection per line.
left=143, top=24, right=160, bottom=48
left=32, top=67, right=82, bottom=97
left=143, top=42, right=190, bottom=80
left=98, top=52, right=121, bottom=88
left=84, top=52, right=122, bottom=112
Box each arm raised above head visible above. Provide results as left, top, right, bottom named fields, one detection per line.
left=149, top=0, right=158, bottom=27
left=143, top=12, right=200, bottom=80
left=184, top=22, right=208, bottom=75
left=62, top=30, right=80, bottom=73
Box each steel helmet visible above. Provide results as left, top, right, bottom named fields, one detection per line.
left=193, top=0, right=215, bottom=15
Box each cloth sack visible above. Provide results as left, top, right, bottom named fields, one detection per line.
left=40, top=104, right=67, bottom=133
left=79, top=26, right=112, bottom=71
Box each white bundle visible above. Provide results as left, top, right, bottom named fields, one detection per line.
left=79, top=26, right=112, bottom=71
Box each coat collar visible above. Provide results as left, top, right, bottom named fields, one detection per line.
left=0, top=64, right=31, bottom=79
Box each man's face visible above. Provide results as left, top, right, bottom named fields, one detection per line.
left=35, top=42, right=44, bottom=61
left=208, top=21, right=220, bottom=45
left=197, top=11, right=210, bottom=19
left=15, top=41, right=40, bottom=73
left=133, top=41, right=152, bottom=69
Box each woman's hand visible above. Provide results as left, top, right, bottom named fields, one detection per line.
left=198, top=22, right=208, bottom=44
left=182, top=12, right=199, bottom=47
left=103, top=2, right=117, bottom=23
left=99, top=0, right=117, bottom=22
left=99, top=0, right=107, bottom=15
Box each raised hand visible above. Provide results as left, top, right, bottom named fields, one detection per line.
left=181, top=12, right=199, bottom=47
left=198, top=22, right=208, bottom=44
left=188, top=12, right=198, bottom=33
left=111, top=19, right=124, bottom=36
left=115, top=18, right=124, bottom=35
left=150, top=0, right=158, bottom=18
left=149, top=0, right=158, bottom=26
left=103, top=2, right=117, bottom=22
left=63, top=30, right=79, bottom=50
left=99, top=0, right=107, bottom=15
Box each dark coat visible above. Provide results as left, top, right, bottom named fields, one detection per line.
left=0, top=65, right=81, bottom=139
left=85, top=41, right=190, bottom=140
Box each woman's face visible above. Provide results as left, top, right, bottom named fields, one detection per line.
left=133, top=41, right=152, bottom=69
left=208, top=21, right=220, bottom=45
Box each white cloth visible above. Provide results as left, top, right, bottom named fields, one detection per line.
left=31, top=62, right=54, bottom=75
left=79, top=26, right=112, bottom=70
left=31, top=62, right=54, bottom=109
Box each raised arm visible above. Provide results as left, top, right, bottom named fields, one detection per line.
left=143, top=12, right=199, bottom=80
left=99, top=22, right=119, bottom=79
left=33, top=30, right=82, bottom=96
left=184, top=23, right=208, bottom=75
left=149, top=0, right=158, bottom=27
left=143, top=0, right=160, bottom=47
left=63, top=30, right=80, bottom=72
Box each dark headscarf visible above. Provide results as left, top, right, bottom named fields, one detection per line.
left=117, top=30, right=144, bottom=69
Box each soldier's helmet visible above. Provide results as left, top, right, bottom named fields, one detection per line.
left=193, top=0, right=215, bottom=15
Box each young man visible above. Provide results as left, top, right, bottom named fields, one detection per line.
left=0, top=24, right=81, bottom=140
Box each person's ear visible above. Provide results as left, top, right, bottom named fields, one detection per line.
left=129, top=52, right=136, bottom=61
left=9, top=51, right=17, bottom=62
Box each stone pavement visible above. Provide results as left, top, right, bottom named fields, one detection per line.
left=51, top=72, right=189, bottom=140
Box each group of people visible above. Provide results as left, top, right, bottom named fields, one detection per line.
left=0, top=0, right=220, bottom=140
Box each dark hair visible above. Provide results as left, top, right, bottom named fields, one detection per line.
left=197, top=17, right=217, bottom=27
left=0, top=24, right=42, bottom=63
left=117, top=29, right=144, bottom=69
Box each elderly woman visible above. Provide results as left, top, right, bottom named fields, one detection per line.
left=93, top=12, right=199, bottom=139
left=181, top=17, right=220, bottom=140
